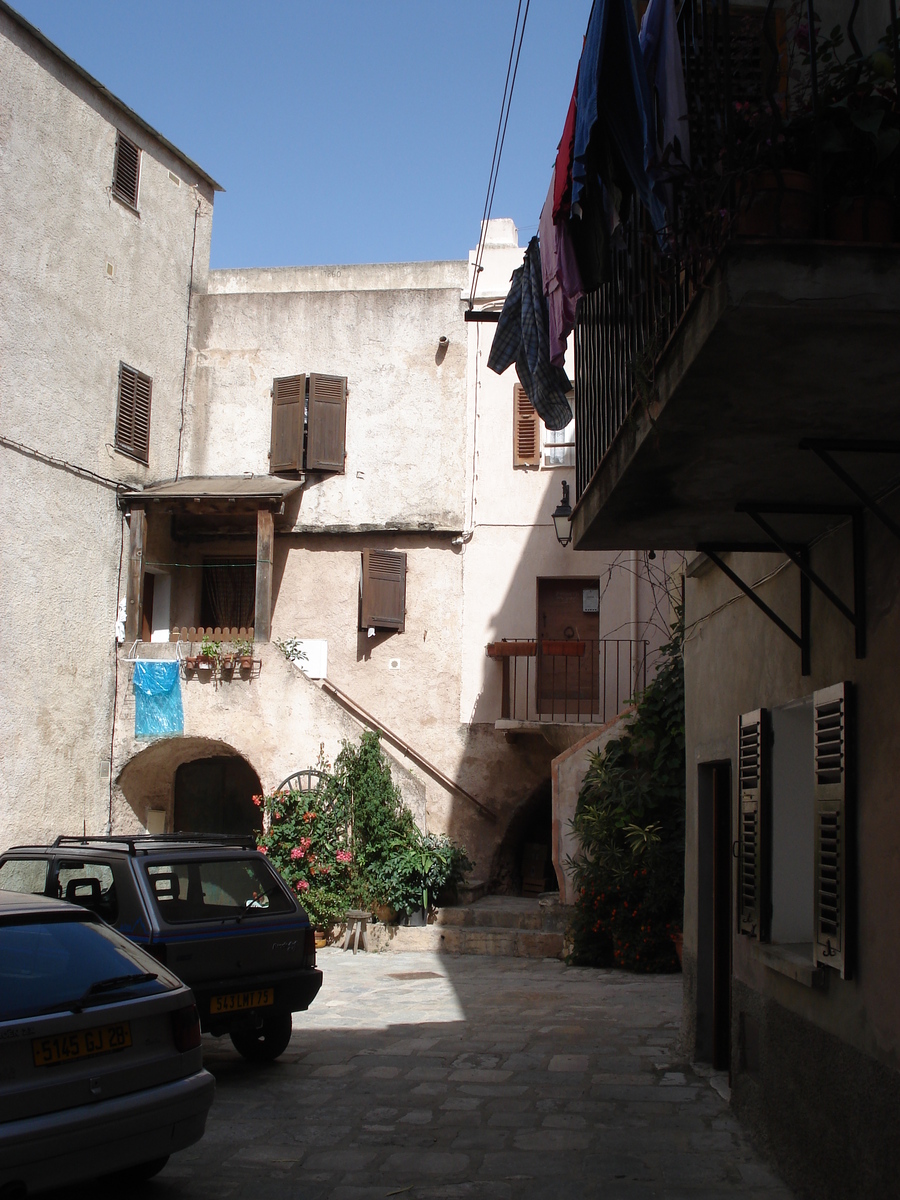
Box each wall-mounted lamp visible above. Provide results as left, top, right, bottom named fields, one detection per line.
left=552, top=479, right=573, bottom=548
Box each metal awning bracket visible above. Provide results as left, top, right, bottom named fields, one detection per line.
left=801, top=438, right=900, bottom=544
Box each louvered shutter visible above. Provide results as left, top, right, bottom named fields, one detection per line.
left=360, top=550, right=407, bottom=632
left=115, top=362, right=152, bottom=463
left=513, top=384, right=540, bottom=466
left=813, top=683, right=853, bottom=978
left=270, top=375, right=306, bottom=473
left=112, top=132, right=140, bottom=208
left=738, top=709, right=771, bottom=939
left=306, top=373, right=347, bottom=472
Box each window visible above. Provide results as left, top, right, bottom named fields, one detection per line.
left=112, top=131, right=141, bottom=209
left=737, top=683, right=852, bottom=978
left=201, top=558, right=256, bottom=630
left=360, top=550, right=407, bottom=633
left=513, top=384, right=575, bottom=468
left=115, top=362, right=152, bottom=463
left=145, top=859, right=293, bottom=923
left=270, top=373, right=347, bottom=474
left=0, top=858, right=48, bottom=895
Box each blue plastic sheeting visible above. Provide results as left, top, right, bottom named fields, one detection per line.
left=133, top=661, right=184, bottom=738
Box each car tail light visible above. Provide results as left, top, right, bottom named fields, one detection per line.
left=304, top=926, right=316, bottom=967
left=171, top=1004, right=201, bottom=1052
left=145, top=941, right=167, bottom=966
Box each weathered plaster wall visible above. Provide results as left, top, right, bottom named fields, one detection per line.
left=682, top=509, right=900, bottom=1193
left=185, top=262, right=468, bottom=531
left=0, top=12, right=214, bottom=848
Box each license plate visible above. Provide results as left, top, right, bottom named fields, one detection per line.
left=32, top=1022, right=132, bottom=1067
left=210, top=988, right=274, bottom=1015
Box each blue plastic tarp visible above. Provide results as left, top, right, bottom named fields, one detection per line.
left=133, top=660, right=183, bottom=738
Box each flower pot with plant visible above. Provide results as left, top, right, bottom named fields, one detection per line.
left=233, top=637, right=255, bottom=670
left=198, top=635, right=221, bottom=672
left=385, top=832, right=473, bottom=923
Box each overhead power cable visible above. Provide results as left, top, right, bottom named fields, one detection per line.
left=468, top=0, right=531, bottom=311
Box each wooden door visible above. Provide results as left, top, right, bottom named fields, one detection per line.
left=536, top=578, right=599, bottom=718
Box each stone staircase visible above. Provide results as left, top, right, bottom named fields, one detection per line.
left=366, top=894, right=572, bottom=960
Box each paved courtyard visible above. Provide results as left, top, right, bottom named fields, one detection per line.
left=110, top=950, right=793, bottom=1198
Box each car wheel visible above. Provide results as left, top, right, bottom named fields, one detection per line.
left=230, top=1012, right=293, bottom=1061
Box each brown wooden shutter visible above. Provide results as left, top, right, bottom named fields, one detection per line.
left=813, top=682, right=853, bottom=978
left=112, top=132, right=140, bottom=208
left=306, top=373, right=347, bottom=472
left=115, top=362, right=152, bottom=463
left=513, top=384, right=540, bottom=466
left=738, top=709, right=771, bottom=939
left=270, top=374, right=306, bottom=473
left=360, top=550, right=407, bottom=632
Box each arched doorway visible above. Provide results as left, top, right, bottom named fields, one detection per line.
left=489, top=780, right=558, bottom=897
left=174, top=756, right=262, bottom=836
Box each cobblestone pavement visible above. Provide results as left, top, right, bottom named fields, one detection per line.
left=94, top=950, right=794, bottom=1199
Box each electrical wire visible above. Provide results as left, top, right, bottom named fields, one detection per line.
left=468, top=0, right=531, bottom=310
left=176, top=195, right=202, bottom=480
left=1, top=433, right=123, bottom=491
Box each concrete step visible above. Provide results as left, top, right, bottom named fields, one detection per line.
left=364, top=895, right=573, bottom=959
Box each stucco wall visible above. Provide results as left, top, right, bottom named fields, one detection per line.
left=0, top=13, right=214, bottom=848
left=185, top=262, right=469, bottom=531
left=682, top=512, right=900, bottom=1073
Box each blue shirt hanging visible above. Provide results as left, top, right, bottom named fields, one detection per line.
left=133, top=660, right=184, bottom=738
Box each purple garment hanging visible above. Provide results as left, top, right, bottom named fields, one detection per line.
left=640, top=0, right=691, bottom=170
left=539, top=171, right=584, bottom=368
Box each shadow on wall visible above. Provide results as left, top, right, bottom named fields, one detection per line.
left=116, top=736, right=262, bottom=836
left=489, top=779, right=557, bottom=897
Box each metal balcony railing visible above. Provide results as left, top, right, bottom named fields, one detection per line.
left=574, top=0, right=900, bottom=498
left=486, top=638, right=651, bottom=725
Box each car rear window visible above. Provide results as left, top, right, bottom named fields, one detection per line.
left=0, top=859, right=49, bottom=895
left=145, top=857, right=294, bottom=923
left=0, top=916, right=177, bottom=1021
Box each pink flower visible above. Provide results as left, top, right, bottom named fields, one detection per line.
left=290, top=847, right=305, bottom=860
left=335, top=849, right=352, bottom=864
left=252, top=795, right=262, bottom=807
left=257, top=846, right=267, bottom=855
left=296, top=880, right=309, bottom=892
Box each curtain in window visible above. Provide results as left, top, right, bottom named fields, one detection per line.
left=202, top=562, right=256, bottom=629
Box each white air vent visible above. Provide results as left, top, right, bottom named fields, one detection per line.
left=105, top=260, right=116, bottom=280
left=389, top=658, right=401, bottom=671
left=168, top=170, right=181, bottom=186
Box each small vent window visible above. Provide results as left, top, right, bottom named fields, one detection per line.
left=112, top=132, right=141, bottom=209
left=115, top=362, right=152, bottom=463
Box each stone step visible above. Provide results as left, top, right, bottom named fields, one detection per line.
left=367, top=922, right=565, bottom=959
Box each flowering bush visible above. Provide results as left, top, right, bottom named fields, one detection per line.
left=568, top=609, right=685, bottom=973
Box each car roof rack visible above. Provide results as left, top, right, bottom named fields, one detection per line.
left=51, top=833, right=259, bottom=855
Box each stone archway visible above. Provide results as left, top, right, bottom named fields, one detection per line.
left=116, top=737, right=262, bottom=836
left=489, top=779, right=558, bottom=897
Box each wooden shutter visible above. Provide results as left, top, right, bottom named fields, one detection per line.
left=813, top=683, right=853, bottom=978
left=270, top=374, right=306, bottom=473
left=738, top=709, right=771, bottom=939
left=112, top=132, right=140, bottom=208
left=115, top=362, right=152, bottom=463
left=360, top=550, right=407, bottom=632
left=306, top=373, right=347, bottom=472
left=513, top=384, right=540, bottom=466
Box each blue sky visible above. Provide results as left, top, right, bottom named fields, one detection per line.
left=14, top=1, right=593, bottom=268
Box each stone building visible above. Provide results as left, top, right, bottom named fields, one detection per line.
left=0, top=2, right=670, bottom=899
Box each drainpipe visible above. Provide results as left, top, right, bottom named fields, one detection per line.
left=630, top=550, right=639, bottom=695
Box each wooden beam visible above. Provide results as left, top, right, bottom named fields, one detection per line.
left=124, top=505, right=146, bottom=644
left=255, top=508, right=274, bottom=642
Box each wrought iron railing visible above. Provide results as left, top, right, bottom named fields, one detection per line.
left=574, top=0, right=900, bottom=498
left=485, top=638, right=651, bottom=724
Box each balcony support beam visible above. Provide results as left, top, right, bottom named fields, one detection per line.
left=801, top=439, right=900, bottom=544
left=124, top=505, right=146, bottom=646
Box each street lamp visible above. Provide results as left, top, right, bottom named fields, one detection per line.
left=552, top=480, right=573, bottom=548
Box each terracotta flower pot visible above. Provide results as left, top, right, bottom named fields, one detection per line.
left=827, top=196, right=894, bottom=243
left=239, top=655, right=254, bottom=670
left=735, top=170, right=814, bottom=239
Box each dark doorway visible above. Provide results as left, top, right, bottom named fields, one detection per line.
left=697, top=761, right=733, bottom=1072
left=174, top=756, right=262, bottom=836
left=536, top=577, right=600, bottom=718
left=490, top=781, right=557, bottom=897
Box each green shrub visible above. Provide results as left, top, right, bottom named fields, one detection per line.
left=568, top=608, right=685, bottom=972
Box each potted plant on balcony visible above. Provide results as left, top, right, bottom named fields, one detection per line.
left=220, top=646, right=236, bottom=676
left=198, top=635, right=221, bottom=673
left=233, top=637, right=255, bottom=671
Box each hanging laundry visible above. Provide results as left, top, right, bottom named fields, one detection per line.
left=640, top=0, right=691, bottom=170
left=487, top=237, right=573, bottom=431
left=539, top=171, right=584, bottom=368
left=133, top=660, right=184, bottom=738
left=570, top=0, right=667, bottom=236
left=552, top=66, right=580, bottom=224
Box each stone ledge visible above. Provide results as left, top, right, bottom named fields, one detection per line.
left=751, top=941, right=826, bottom=989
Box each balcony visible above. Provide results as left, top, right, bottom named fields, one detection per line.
left=572, top=3, right=900, bottom=554
left=485, top=638, right=650, bottom=744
